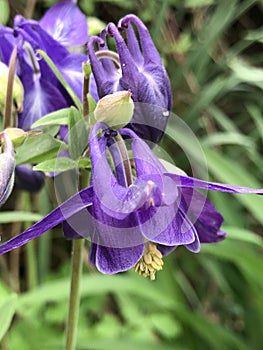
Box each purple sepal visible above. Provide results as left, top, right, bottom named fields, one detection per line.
left=40, top=0, right=88, bottom=47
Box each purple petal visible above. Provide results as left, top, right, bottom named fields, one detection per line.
left=138, top=203, right=196, bottom=246
left=90, top=242, right=144, bottom=274
left=185, top=232, right=200, bottom=253
left=87, top=193, right=144, bottom=248
left=166, top=173, right=263, bottom=195
left=120, top=130, right=177, bottom=205
left=15, top=17, right=68, bottom=62
left=0, top=187, right=94, bottom=254
left=18, top=74, right=68, bottom=129
left=126, top=22, right=143, bottom=66
left=107, top=23, right=139, bottom=85
left=87, top=36, right=116, bottom=97
left=157, top=244, right=177, bottom=256
left=119, top=14, right=162, bottom=66
left=182, top=187, right=226, bottom=243
left=40, top=0, right=88, bottom=46
left=89, top=124, right=158, bottom=218
left=0, top=28, right=16, bottom=64
left=57, top=53, right=86, bottom=100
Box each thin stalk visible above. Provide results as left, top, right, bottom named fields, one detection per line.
left=95, top=50, right=121, bottom=68
left=114, top=133, right=133, bottom=186
left=4, top=46, right=17, bottom=129
left=65, top=71, right=90, bottom=347
left=65, top=238, right=85, bottom=350
left=82, top=63, right=90, bottom=124
left=25, top=192, right=38, bottom=289
left=24, top=0, right=37, bottom=18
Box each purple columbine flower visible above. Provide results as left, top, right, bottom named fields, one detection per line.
left=0, top=131, right=15, bottom=206
left=0, top=0, right=88, bottom=129
left=88, top=14, right=172, bottom=144
left=0, top=123, right=262, bottom=279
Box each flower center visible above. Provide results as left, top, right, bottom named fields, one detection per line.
left=134, top=242, right=163, bottom=280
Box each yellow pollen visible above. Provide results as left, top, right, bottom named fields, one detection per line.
left=149, top=197, right=155, bottom=206
left=134, top=242, right=163, bottom=280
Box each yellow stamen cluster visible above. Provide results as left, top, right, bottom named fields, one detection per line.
left=134, top=242, right=164, bottom=280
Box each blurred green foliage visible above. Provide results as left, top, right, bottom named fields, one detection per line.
left=1, top=0, right=263, bottom=349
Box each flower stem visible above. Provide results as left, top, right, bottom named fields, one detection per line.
left=65, top=238, right=85, bottom=350
left=4, top=46, right=17, bottom=129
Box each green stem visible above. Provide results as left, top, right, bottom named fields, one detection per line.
left=24, top=192, right=38, bottom=289
left=65, top=238, right=85, bottom=350
left=24, top=0, right=37, bottom=18
left=36, top=50, right=82, bottom=112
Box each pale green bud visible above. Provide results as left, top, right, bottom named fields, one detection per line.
left=0, top=131, right=15, bottom=207
left=94, top=90, right=134, bottom=129
left=0, top=61, right=24, bottom=112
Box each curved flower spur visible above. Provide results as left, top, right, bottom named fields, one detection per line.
left=0, top=123, right=262, bottom=280
left=88, top=15, right=172, bottom=144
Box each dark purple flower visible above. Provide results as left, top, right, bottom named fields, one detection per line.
left=0, top=0, right=88, bottom=129
left=15, top=165, right=45, bottom=192
left=0, top=131, right=15, bottom=206
left=88, top=14, right=172, bottom=144
left=0, top=124, right=262, bottom=279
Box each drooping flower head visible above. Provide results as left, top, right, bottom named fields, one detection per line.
left=88, top=15, right=172, bottom=144
left=0, top=131, right=15, bottom=207
left=0, top=124, right=262, bottom=279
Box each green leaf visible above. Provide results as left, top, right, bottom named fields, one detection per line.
left=184, top=0, right=214, bottom=7
left=31, top=108, right=70, bottom=128
left=203, top=147, right=263, bottom=224
left=203, top=147, right=263, bottom=225
left=228, top=58, right=263, bottom=89
left=78, top=158, right=91, bottom=169
left=0, top=0, right=9, bottom=25
left=87, top=93, right=97, bottom=113
left=68, top=107, right=88, bottom=160
left=0, top=211, right=43, bottom=223
left=15, top=134, right=67, bottom=164
left=77, top=339, right=180, bottom=350
left=33, top=157, right=77, bottom=172
left=0, top=294, right=17, bottom=341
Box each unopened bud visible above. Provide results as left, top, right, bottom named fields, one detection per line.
left=0, top=61, right=24, bottom=113
left=4, top=128, right=27, bottom=147
left=0, top=131, right=15, bottom=207
left=94, top=90, right=134, bottom=129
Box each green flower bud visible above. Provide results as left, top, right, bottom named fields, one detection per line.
left=94, top=90, right=134, bottom=129
left=0, top=61, right=24, bottom=113
left=0, top=131, right=15, bottom=207
left=4, top=128, right=27, bottom=147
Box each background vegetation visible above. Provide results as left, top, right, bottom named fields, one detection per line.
left=1, top=0, right=263, bottom=349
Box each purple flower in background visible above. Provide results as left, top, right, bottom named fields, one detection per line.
left=0, top=132, right=15, bottom=207
left=0, top=0, right=88, bottom=129
left=15, top=165, right=45, bottom=192
left=0, top=0, right=88, bottom=192
left=88, top=14, right=172, bottom=144
left=0, top=123, right=262, bottom=279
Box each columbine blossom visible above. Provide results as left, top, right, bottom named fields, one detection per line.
left=0, top=131, right=15, bottom=207
left=0, top=0, right=88, bottom=191
left=0, top=0, right=88, bottom=129
left=0, top=123, right=262, bottom=279
left=88, top=14, right=172, bottom=144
